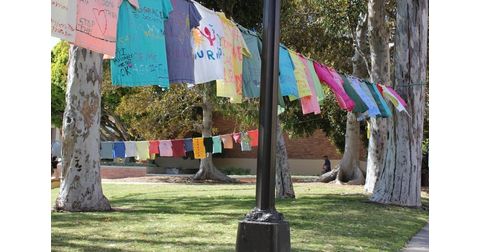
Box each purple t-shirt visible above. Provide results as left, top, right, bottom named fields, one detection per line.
left=165, top=0, right=202, bottom=84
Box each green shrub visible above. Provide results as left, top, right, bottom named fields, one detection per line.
left=219, top=167, right=251, bottom=175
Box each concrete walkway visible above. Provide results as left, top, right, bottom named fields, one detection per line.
left=402, top=224, right=429, bottom=252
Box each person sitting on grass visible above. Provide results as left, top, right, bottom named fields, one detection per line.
left=323, top=155, right=331, bottom=174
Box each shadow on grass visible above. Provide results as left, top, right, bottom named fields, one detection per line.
left=52, top=192, right=428, bottom=252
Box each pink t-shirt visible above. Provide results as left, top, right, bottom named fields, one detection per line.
left=313, top=62, right=355, bottom=111
left=74, top=0, right=139, bottom=57
left=298, top=55, right=321, bottom=115
left=159, top=140, right=173, bottom=157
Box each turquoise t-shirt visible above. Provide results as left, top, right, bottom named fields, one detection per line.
left=279, top=45, right=299, bottom=98
left=111, top=0, right=173, bottom=87
left=239, top=26, right=261, bottom=98
left=365, top=81, right=392, bottom=118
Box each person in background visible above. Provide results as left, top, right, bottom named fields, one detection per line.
left=323, top=155, right=331, bottom=173
left=51, top=140, right=62, bottom=176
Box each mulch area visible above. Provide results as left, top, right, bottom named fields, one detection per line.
left=102, top=175, right=319, bottom=184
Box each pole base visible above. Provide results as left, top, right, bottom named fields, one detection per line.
left=236, top=220, right=291, bottom=252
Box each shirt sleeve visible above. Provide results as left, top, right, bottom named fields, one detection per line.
left=189, top=1, right=202, bottom=29
left=163, top=0, right=173, bottom=20
left=239, top=29, right=251, bottom=58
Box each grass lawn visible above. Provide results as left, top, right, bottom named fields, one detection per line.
left=51, top=182, right=428, bottom=252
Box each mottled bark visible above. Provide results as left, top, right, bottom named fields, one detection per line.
left=365, top=0, right=391, bottom=193
left=55, top=46, right=111, bottom=211
left=193, top=84, right=235, bottom=182
left=275, top=120, right=295, bottom=198
left=370, top=0, right=428, bottom=207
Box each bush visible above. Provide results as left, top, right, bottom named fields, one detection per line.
left=219, top=167, right=251, bottom=175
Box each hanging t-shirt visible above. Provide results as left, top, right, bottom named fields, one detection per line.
left=365, top=81, right=392, bottom=118
left=342, top=76, right=368, bottom=114
left=75, top=0, right=140, bottom=57
left=100, top=142, right=114, bottom=159
left=313, top=62, right=355, bottom=111
left=159, top=140, right=174, bottom=156
left=171, top=139, right=186, bottom=157
left=386, top=86, right=407, bottom=107
left=247, top=129, right=259, bottom=147
left=111, top=0, right=172, bottom=87
left=149, top=140, right=160, bottom=154
left=289, top=50, right=311, bottom=100
left=298, top=54, right=321, bottom=115
left=136, top=141, right=150, bottom=160
left=183, top=138, right=194, bottom=152
left=239, top=26, right=262, bottom=98
left=51, top=0, right=76, bottom=42
left=306, top=60, right=325, bottom=104
left=113, top=141, right=126, bottom=158
left=381, top=85, right=408, bottom=114
left=357, top=79, right=382, bottom=118
left=203, top=137, right=213, bottom=153
left=124, top=141, right=137, bottom=157
left=192, top=137, right=206, bottom=159
left=220, top=134, right=233, bottom=149
left=240, top=132, right=251, bottom=151
left=216, top=13, right=251, bottom=103
left=165, top=0, right=202, bottom=84
left=279, top=45, right=299, bottom=98
left=212, top=136, right=222, bottom=153
left=192, top=1, right=224, bottom=84
left=232, top=132, right=241, bottom=143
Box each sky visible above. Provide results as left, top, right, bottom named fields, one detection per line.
left=51, top=37, right=60, bottom=49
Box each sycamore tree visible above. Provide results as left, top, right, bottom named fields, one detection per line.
left=370, top=0, right=428, bottom=207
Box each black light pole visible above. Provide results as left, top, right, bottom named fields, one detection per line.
left=235, top=0, right=291, bottom=251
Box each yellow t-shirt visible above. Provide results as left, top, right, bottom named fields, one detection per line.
left=193, top=137, right=206, bottom=159
left=135, top=141, right=150, bottom=161
left=216, top=12, right=251, bottom=103
left=288, top=50, right=312, bottom=100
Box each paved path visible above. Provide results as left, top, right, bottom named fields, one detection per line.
left=402, top=224, right=429, bottom=252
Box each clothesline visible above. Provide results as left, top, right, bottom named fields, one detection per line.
left=100, top=129, right=260, bottom=161
left=51, top=0, right=410, bottom=123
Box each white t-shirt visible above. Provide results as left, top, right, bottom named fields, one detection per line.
left=192, top=1, right=225, bottom=84
left=124, top=141, right=137, bottom=158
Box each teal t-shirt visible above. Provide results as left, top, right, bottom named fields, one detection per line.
left=279, top=45, right=299, bottom=98
left=342, top=76, right=368, bottom=114
left=239, top=26, right=262, bottom=98
left=365, top=81, right=392, bottom=118
left=111, top=0, right=173, bottom=87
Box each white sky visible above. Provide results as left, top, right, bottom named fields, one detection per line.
left=51, top=37, right=60, bottom=49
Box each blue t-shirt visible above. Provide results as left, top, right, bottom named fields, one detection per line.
left=183, top=138, right=193, bottom=152
left=165, top=0, right=201, bottom=84
left=239, top=26, right=262, bottom=98
left=113, top=142, right=126, bottom=158
left=111, top=0, right=173, bottom=87
left=279, top=45, right=299, bottom=97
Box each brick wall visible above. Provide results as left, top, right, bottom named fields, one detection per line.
left=100, top=166, right=147, bottom=179
left=212, top=114, right=365, bottom=160
left=54, top=164, right=146, bottom=179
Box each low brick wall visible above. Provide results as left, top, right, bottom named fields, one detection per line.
left=54, top=164, right=147, bottom=179
left=100, top=166, right=147, bottom=179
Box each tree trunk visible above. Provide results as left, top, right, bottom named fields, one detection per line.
left=55, top=46, right=111, bottom=211
left=193, top=84, right=235, bottom=182
left=364, top=0, right=391, bottom=193
left=333, top=12, right=368, bottom=185
left=275, top=120, right=295, bottom=198
left=336, top=113, right=365, bottom=185
left=370, top=0, right=427, bottom=207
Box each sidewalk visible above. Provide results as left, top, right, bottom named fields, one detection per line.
left=402, top=223, right=429, bottom=252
